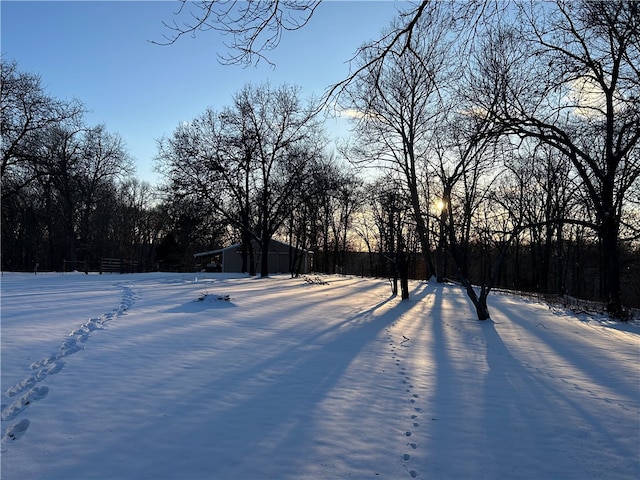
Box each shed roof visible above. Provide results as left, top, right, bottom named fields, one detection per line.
left=193, top=239, right=312, bottom=259
left=193, top=244, right=240, bottom=258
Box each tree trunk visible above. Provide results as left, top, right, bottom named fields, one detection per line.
left=411, top=203, right=435, bottom=279
left=260, top=236, right=270, bottom=277
left=600, top=217, right=623, bottom=317
left=238, top=199, right=253, bottom=273
left=436, top=208, right=447, bottom=283
left=399, top=253, right=410, bottom=300
left=249, top=241, right=256, bottom=276
left=476, top=286, right=491, bottom=321
left=391, top=271, right=398, bottom=296
left=458, top=272, right=491, bottom=320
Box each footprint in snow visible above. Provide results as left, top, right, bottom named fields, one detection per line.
left=388, top=331, right=420, bottom=479
left=29, top=355, right=58, bottom=370
left=82, top=318, right=102, bottom=332
left=22, top=385, right=49, bottom=405
left=1, top=386, right=49, bottom=421
left=6, top=360, right=65, bottom=399
left=2, top=419, right=30, bottom=445
left=35, top=360, right=65, bottom=380
left=58, top=337, right=83, bottom=357
left=5, top=377, right=36, bottom=397
left=2, top=285, right=136, bottom=448
left=77, top=333, right=91, bottom=343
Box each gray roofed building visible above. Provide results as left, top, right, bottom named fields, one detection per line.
left=193, top=239, right=312, bottom=274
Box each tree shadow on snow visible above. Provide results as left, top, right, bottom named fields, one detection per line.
left=162, top=280, right=434, bottom=477
left=425, top=284, right=636, bottom=478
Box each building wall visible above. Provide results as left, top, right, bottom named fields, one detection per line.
left=198, top=240, right=311, bottom=274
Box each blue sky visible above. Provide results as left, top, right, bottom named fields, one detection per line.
left=2, top=1, right=404, bottom=184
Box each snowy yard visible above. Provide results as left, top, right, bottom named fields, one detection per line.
left=1, top=272, right=638, bottom=479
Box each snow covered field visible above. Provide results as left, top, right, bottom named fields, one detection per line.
left=1, top=272, right=638, bottom=479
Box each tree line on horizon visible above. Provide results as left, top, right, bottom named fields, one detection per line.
left=2, top=0, right=638, bottom=318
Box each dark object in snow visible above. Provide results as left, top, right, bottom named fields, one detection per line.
left=197, top=293, right=231, bottom=302
left=303, top=276, right=329, bottom=285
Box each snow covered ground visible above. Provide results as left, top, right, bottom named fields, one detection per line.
left=1, top=272, right=638, bottom=479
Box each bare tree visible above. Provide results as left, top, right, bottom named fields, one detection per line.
left=1, top=59, right=84, bottom=201
left=157, top=83, right=324, bottom=276
left=158, top=105, right=263, bottom=273
left=35, top=122, right=133, bottom=269
left=76, top=125, right=134, bottom=271
left=113, top=179, right=160, bottom=272
left=367, top=176, right=413, bottom=299
left=1, top=61, right=158, bottom=273
left=235, top=83, right=324, bottom=276
left=499, top=141, right=580, bottom=294
left=468, top=1, right=640, bottom=316
left=340, top=10, right=452, bottom=281
left=328, top=169, right=365, bottom=275
left=427, top=112, right=502, bottom=320
left=280, top=153, right=360, bottom=276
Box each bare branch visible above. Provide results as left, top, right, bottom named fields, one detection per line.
left=152, top=0, right=321, bottom=67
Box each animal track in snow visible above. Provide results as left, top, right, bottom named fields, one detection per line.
left=386, top=325, right=422, bottom=479
left=0, top=284, right=136, bottom=448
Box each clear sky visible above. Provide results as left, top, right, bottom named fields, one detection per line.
left=2, top=1, right=405, bottom=184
